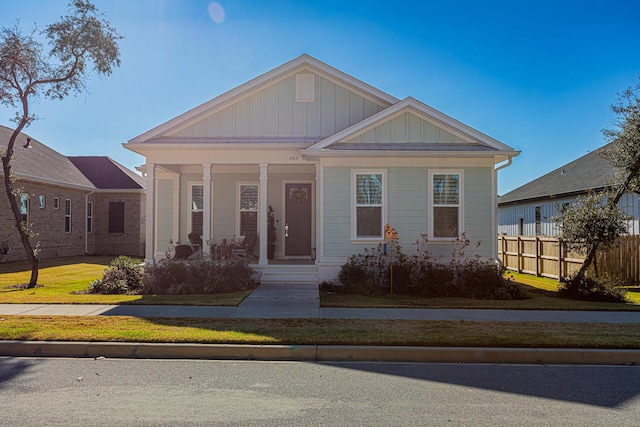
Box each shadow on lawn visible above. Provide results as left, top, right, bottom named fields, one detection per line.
left=0, top=255, right=114, bottom=274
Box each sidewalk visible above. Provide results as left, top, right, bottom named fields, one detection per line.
left=2, top=303, right=640, bottom=323
left=2, top=281, right=640, bottom=364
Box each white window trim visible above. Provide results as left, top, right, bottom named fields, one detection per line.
left=87, top=201, right=93, bottom=234
left=20, top=194, right=29, bottom=230
left=53, top=197, right=60, bottom=210
left=188, top=181, right=204, bottom=236
left=236, top=181, right=259, bottom=237
left=351, top=169, right=387, bottom=241
left=428, top=170, right=464, bottom=241
left=64, top=199, right=72, bottom=233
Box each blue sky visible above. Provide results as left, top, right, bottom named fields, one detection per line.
left=1, top=0, right=639, bottom=194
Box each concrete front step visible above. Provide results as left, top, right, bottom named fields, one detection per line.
left=256, top=265, right=319, bottom=284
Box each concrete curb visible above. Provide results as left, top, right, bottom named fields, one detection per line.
left=1, top=341, right=639, bottom=365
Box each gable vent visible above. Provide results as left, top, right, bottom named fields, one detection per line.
left=296, top=73, right=315, bottom=102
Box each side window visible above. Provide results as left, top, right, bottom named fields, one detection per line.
left=353, top=171, right=385, bottom=239
left=430, top=171, right=462, bottom=239
left=238, top=183, right=258, bottom=236
left=20, top=194, right=29, bottom=227
left=64, top=199, right=72, bottom=233
left=109, top=202, right=124, bottom=233
left=87, top=202, right=93, bottom=233
left=535, top=206, right=541, bottom=236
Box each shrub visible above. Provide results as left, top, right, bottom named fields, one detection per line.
left=88, top=256, right=144, bottom=295
left=336, top=233, right=523, bottom=300
left=144, top=258, right=256, bottom=295
left=559, top=275, right=628, bottom=303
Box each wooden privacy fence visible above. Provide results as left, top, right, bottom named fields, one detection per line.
left=497, top=235, right=640, bottom=284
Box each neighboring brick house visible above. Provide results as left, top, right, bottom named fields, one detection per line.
left=0, top=125, right=145, bottom=261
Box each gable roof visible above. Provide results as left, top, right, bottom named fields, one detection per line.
left=302, top=97, right=518, bottom=160
left=498, top=145, right=618, bottom=205
left=68, top=157, right=145, bottom=190
left=0, top=125, right=95, bottom=189
left=128, top=54, right=399, bottom=144
left=0, top=125, right=144, bottom=192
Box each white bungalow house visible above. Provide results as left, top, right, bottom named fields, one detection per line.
left=125, top=55, right=519, bottom=282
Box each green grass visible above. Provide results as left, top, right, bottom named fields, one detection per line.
left=1, top=256, right=638, bottom=309
left=0, top=316, right=638, bottom=348
left=1, top=257, right=639, bottom=348
left=0, top=256, right=250, bottom=305
left=321, top=272, right=640, bottom=310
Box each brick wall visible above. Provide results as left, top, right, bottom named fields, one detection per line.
left=0, top=180, right=145, bottom=262
left=91, top=192, right=146, bottom=257
left=0, top=182, right=88, bottom=261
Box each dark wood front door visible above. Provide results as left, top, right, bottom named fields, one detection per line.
left=285, top=183, right=312, bottom=256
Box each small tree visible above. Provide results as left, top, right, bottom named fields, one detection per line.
left=0, top=1, right=121, bottom=288
left=552, top=191, right=629, bottom=277
left=558, top=77, right=640, bottom=278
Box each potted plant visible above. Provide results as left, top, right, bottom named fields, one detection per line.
left=267, top=205, right=276, bottom=259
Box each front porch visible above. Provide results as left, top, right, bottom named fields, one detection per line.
left=144, top=161, right=318, bottom=267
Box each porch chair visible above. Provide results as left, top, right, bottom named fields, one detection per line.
left=231, top=232, right=257, bottom=260
left=173, top=245, right=193, bottom=260
left=187, top=232, right=203, bottom=260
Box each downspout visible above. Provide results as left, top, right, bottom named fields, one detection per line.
left=85, top=191, right=94, bottom=255
left=493, top=156, right=513, bottom=261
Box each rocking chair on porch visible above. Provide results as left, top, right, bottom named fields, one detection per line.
left=231, top=232, right=257, bottom=260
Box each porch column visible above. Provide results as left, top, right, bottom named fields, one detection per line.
left=145, top=163, right=156, bottom=264
left=259, top=163, right=268, bottom=265
left=202, top=163, right=212, bottom=258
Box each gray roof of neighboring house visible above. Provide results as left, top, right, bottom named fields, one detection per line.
left=68, top=157, right=145, bottom=190
left=0, top=125, right=143, bottom=191
left=0, top=125, right=94, bottom=188
left=498, top=145, right=619, bottom=205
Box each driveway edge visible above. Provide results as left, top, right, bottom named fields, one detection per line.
left=1, top=341, right=639, bottom=365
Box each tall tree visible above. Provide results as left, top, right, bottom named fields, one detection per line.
left=0, top=1, right=121, bottom=288
left=572, top=77, right=640, bottom=278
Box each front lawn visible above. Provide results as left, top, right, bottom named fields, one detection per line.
left=0, top=256, right=250, bottom=306
left=1, top=316, right=639, bottom=348
left=1, top=257, right=638, bottom=309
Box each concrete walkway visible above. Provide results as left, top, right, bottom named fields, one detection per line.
left=1, top=280, right=640, bottom=323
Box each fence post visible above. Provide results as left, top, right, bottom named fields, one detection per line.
left=558, top=237, right=563, bottom=280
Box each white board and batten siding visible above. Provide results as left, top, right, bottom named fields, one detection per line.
left=172, top=73, right=385, bottom=139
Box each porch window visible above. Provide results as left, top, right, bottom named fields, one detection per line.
left=430, top=171, right=462, bottom=239
left=238, top=183, right=258, bottom=236
left=190, top=184, right=204, bottom=236
left=353, top=171, right=385, bottom=239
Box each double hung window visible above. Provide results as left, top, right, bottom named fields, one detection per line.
left=430, top=171, right=462, bottom=239
left=353, top=171, right=385, bottom=239
left=64, top=199, right=72, bottom=233
left=238, top=183, right=258, bottom=236
left=190, top=184, right=204, bottom=236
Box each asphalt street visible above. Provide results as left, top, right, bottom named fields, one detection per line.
left=1, top=357, right=639, bottom=426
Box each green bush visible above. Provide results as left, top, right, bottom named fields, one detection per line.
left=144, top=258, right=256, bottom=295
left=336, top=234, right=522, bottom=300
left=88, top=256, right=144, bottom=295
left=559, top=275, right=628, bottom=303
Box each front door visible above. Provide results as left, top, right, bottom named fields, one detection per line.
left=285, top=183, right=312, bottom=256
